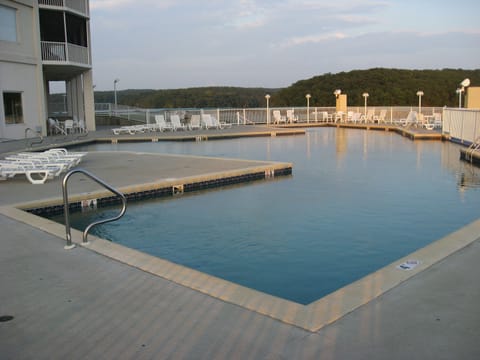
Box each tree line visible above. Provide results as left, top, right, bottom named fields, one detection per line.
left=93, top=68, right=480, bottom=109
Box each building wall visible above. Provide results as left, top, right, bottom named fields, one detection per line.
left=466, top=87, right=480, bottom=109
left=1, top=0, right=94, bottom=139
left=0, top=0, right=46, bottom=139
left=0, top=61, right=45, bottom=138
left=83, top=69, right=95, bottom=130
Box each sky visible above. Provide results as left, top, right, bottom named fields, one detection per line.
left=89, top=0, right=480, bottom=91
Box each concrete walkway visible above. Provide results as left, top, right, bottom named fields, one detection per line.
left=1, top=126, right=479, bottom=359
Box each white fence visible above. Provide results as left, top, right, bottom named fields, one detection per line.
left=443, top=108, right=480, bottom=145
left=96, top=104, right=445, bottom=126
left=94, top=104, right=480, bottom=146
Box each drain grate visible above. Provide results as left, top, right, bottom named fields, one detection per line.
left=0, top=315, right=14, bottom=322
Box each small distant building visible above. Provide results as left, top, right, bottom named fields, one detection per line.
left=466, top=87, right=480, bottom=109
left=336, top=94, right=347, bottom=113
left=0, top=0, right=94, bottom=139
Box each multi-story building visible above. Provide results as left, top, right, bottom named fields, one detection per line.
left=0, top=0, right=94, bottom=139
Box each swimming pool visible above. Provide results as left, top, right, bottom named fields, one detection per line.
left=60, top=128, right=480, bottom=304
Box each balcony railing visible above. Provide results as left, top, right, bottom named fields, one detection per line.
left=38, top=0, right=88, bottom=17
left=41, top=41, right=91, bottom=66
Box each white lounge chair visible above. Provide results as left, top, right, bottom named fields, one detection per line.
left=374, top=109, right=387, bottom=124
left=154, top=114, right=173, bottom=132
left=6, top=154, right=74, bottom=171
left=111, top=127, right=130, bottom=135
left=6, top=148, right=84, bottom=170
left=211, top=115, right=232, bottom=129
left=134, top=124, right=151, bottom=132
left=112, top=125, right=146, bottom=135
left=0, top=147, right=86, bottom=184
left=360, top=109, right=375, bottom=123
left=201, top=114, right=218, bottom=129
left=43, top=148, right=86, bottom=166
left=351, top=112, right=362, bottom=123
left=0, top=159, right=64, bottom=176
left=0, top=161, right=62, bottom=184
left=170, top=114, right=186, bottom=131
left=45, top=148, right=87, bottom=159
left=395, top=111, right=417, bottom=127
left=286, top=109, right=298, bottom=123
left=188, top=115, right=202, bottom=130
left=417, top=114, right=435, bottom=130
left=272, top=110, right=286, bottom=124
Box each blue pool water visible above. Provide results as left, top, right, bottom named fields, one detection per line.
left=60, top=128, right=480, bottom=304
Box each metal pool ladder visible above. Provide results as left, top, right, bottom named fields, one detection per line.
left=465, top=137, right=480, bottom=163
left=62, top=168, right=127, bottom=249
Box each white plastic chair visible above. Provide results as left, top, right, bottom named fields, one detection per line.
left=48, top=118, right=66, bottom=135
left=321, top=112, right=332, bottom=122
left=272, top=110, right=286, bottom=124
left=78, top=119, right=86, bottom=133
left=334, top=111, right=344, bottom=123
left=433, top=113, right=442, bottom=129
left=64, top=119, right=74, bottom=134
left=360, top=109, right=375, bottom=123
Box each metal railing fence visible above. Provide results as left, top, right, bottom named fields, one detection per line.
left=95, top=104, right=446, bottom=127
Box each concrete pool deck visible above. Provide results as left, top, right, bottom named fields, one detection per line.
left=1, top=126, right=480, bottom=359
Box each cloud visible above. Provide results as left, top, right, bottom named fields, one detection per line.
left=272, top=32, right=348, bottom=49
left=228, top=13, right=267, bottom=29
left=90, top=0, right=177, bottom=10
left=217, top=0, right=269, bottom=29
left=284, top=0, right=390, bottom=14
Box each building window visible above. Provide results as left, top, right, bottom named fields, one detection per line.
left=3, top=92, right=24, bottom=124
left=0, top=4, right=17, bottom=42
left=39, top=10, right=65, bottom=42
left=66, top=13, right=88, bottom=47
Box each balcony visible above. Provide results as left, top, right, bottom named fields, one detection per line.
left=41, top=41, right=90, bottom=66
left=38, top=0, right=89, bottom=17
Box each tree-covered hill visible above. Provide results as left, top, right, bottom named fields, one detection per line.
left=274, top=68, right=480, bottom=107
left=94, top=87, right=280, bottom=109
left=94, top=68, right=480, bottom=108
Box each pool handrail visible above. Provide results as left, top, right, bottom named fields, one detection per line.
left=465, top=137, right=480, bottom=163
left=24, top=127, right=44, bottom=148
left=62, top=168, right=127, bottom=249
